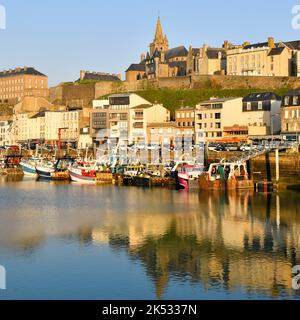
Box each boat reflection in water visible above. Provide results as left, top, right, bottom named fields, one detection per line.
left=0, top=179, right=299, bottom=299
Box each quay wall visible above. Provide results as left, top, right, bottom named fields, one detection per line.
left=208, top=151, right=300, bottom=189
left=48, top=74, right=300, bottom=108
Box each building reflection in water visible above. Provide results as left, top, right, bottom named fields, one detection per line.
left=90, top=190, right=300, bottom=299
left=1, top=180, right=300, bottom=299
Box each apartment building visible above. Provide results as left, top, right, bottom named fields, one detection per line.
left=227, top=37, right=300, bottom=77
left=0, top=67, right=49, bottom=104
left=147, top=122, right=178, bottom=145
left=90, top=94, right=170, bottom=144
left=90, top=99, right=110, bottom=142
left=243, top=92, right=282, bottom=137
left=14, top=110, right=82, bottom=144
left=129, top=103, right=170, bottom=143
left=195, top=97, right=244, bottom=142
left=0, top=121, right=13, bottom=146
left=175, top=107, right=195, bottom=129
left=281, top=89, right=300, bottom=141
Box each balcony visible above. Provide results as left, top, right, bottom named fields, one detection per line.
left=133, top=122, right=144, bottom=129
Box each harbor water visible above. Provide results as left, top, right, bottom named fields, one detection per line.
left=0, top=177, right=300, bottom=300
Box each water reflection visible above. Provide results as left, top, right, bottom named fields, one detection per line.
left=0, top=179, right=300, bottom=299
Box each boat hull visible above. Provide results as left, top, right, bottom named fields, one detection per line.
left=36, top=166, right=54, bottom=180
left=68, top=168, right=96, bottom=184
left=20, top=162, right=36, bottom=176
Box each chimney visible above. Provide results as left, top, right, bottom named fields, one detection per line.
left=242, top=41, right=250, bottom=48
left=140, top=53, right=145, bottom=62
left=116, top=73, right=122, bottom=80
left=80, top=70, right=86, bottom=81
left=203, top=44, right=208, bottom=52
left=268, top=37, right=275, bottom=49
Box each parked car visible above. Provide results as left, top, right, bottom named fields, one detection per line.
left=240, top=144, right=252, bottom=152
left=225, top=144, right=239, bottom=152
left=214, top=144, right=226, bottom=152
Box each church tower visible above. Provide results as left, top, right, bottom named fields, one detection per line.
left=149, top=17, right=169, bottom=56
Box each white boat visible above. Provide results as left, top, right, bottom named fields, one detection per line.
left=68, top=163, right=97, bottom=184
left=19, top=157, right=43, bottom=176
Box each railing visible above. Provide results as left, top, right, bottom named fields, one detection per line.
left=225, top=142, right=297, bottom=164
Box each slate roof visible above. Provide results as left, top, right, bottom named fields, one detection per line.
left=268, top=47, right=285, bottom=56
left=283, top=88, right=300, bottom=96
left=164, top=46, right=188, bottom=60
left=0, top=67, right=46, bottom=78
left=283, top=40, right=300, bottom=50
left=243, top=42, right=269, bottom=49
left=206, top=48, right=226, bottom=59
left=243, top=92, right=282, bottom=102
left=243, top=39, right=300, bottom=51
left=79, top=72, right=120, bottom=82
left=30, top=111, right=46, bottom=119
left=126, top=63, right=146, bottom=72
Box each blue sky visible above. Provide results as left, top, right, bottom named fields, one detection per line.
left=0, top=0, right=300, bottom=86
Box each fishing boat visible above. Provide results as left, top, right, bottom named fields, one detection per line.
left=19, top=160, right=37, bottom=176
left=68, top=164, right=97, bottom=184
left=35, top=162, right=55, bottom=179
left=36, top=158, right=71, bottom=181
left=199, top=161, right=254, bottom=190
left=19, top=157, right=43, bottom=176
left=172, top=162, right=204, bottom=190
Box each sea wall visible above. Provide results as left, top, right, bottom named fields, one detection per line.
left=208, top=151, right=300, bottom=189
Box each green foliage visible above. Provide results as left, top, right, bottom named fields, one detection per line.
left=133, top=88, right=290, bottom=115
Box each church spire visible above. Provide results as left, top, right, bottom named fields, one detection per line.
left=154, top=16, right=164, bottom=42
left=150, top=16, right=169, bottom=55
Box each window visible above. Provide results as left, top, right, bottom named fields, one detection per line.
left=215, top=113, right=221, bottom=119
left=198, top=114, right=202, bottom=120
left=285, top=96, right=290, bottom=106
left=258, top=101, right=263, bottom=110
left=293, top=96, right=298, bottom=105
left=247, top=102, right=251, bottom=111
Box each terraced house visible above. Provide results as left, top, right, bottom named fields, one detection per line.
left=281, top=89, right=300, bottom=141
left=227, top=37, right=300, bottom=77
